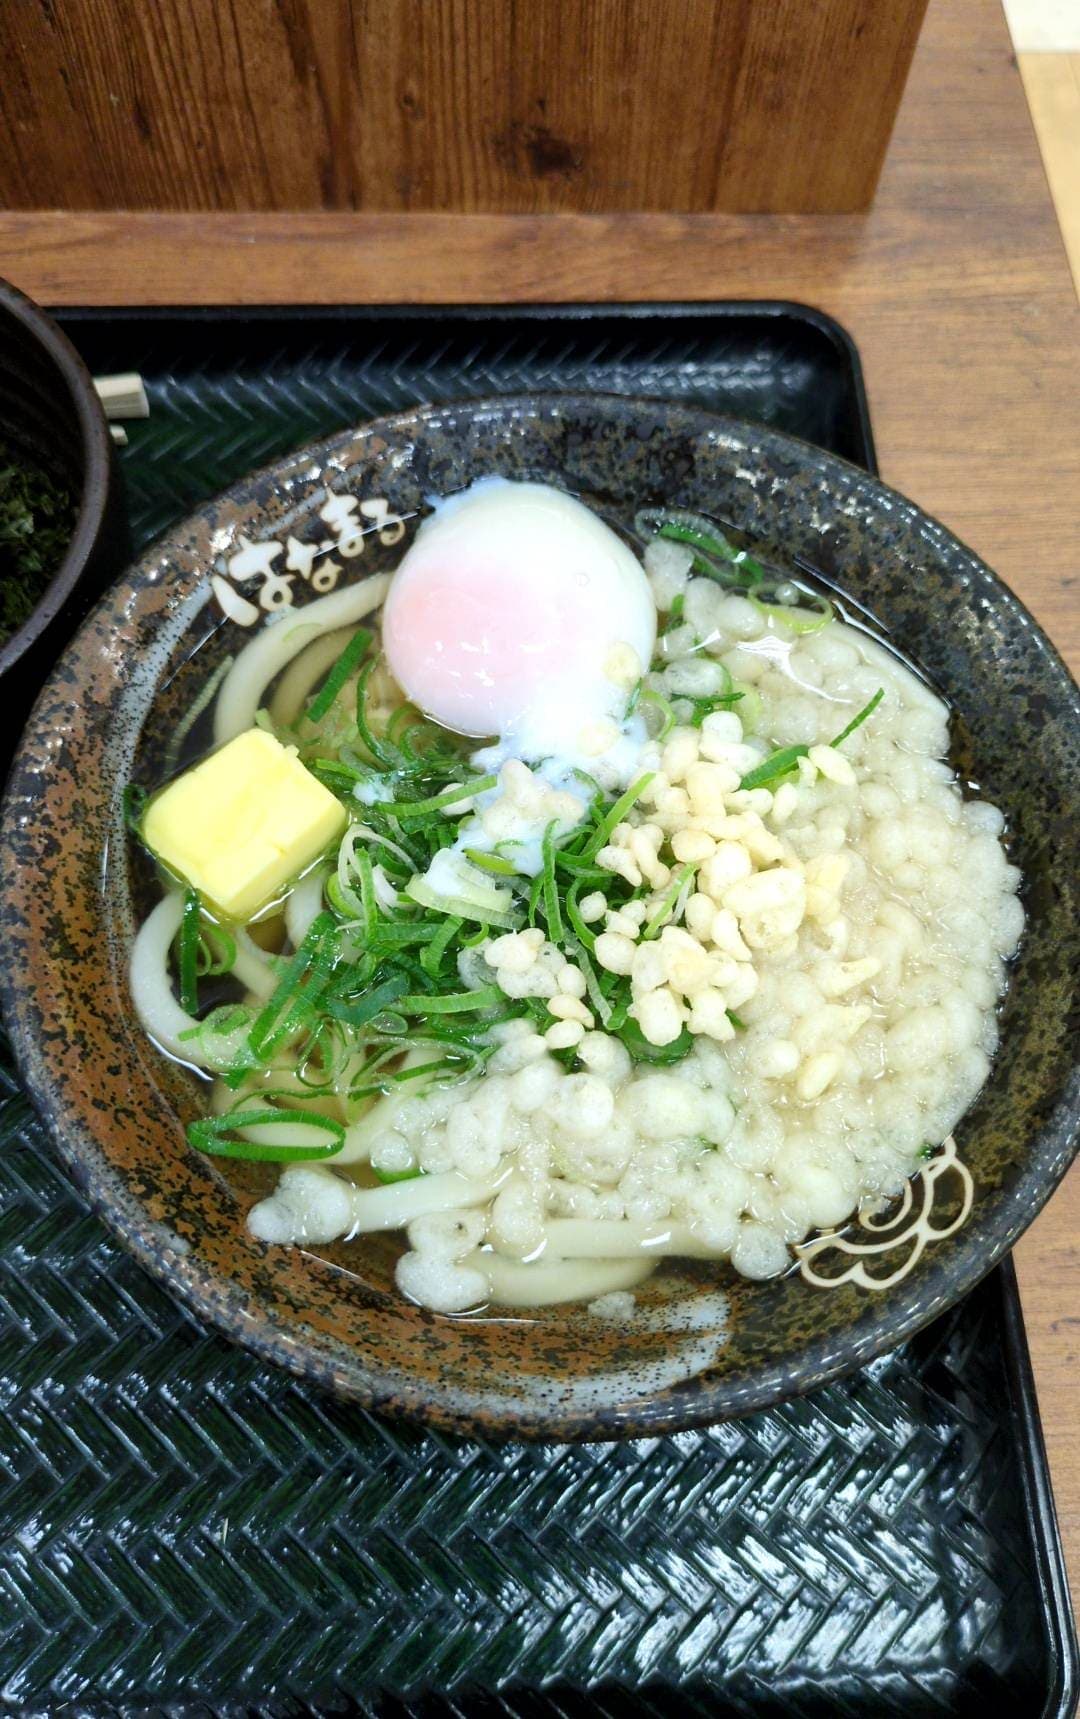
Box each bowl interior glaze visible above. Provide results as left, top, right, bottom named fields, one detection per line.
left=2, top=394, right=1077, bottom=1440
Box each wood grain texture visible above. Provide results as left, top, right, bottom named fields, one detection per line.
left=1019, top=52, right=1080, bottom=298
left=0, top=0, right=928, bottom=213
left=1, top=0, right=1078, bottom=1615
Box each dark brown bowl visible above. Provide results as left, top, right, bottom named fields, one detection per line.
left=0, top=278, right=124, bottom=746
left=1, top=394, right=1077, bottom=1440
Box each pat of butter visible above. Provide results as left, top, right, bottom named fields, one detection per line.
left=143, top=728, right=347, bottom=921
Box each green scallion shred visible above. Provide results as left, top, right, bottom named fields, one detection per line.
left=306, top=626, right=374, bottom=723
left=738, top=688, right=884, bottom=791
left=394, top=985, right=501, bottom=1015
left=372, top=1163, right=425, bottom=1185
left=352, top=841, right=379, bottom=939
left=642, top=863, right=696, bottom=939
left=635, top=508, right=768, bottom=588
left=386, top=701, right=426, bottom=748
left=751, top=593, right=834, bottom=635
left=459, top=921, right=490, bottom=949
left=616, top=1020, right=695, bottom=1065
left=178, top=889, right=201, bottom=1015
left=385, top=775, right=496, bottom=819
left=196, top=923, right=237, bottom=978
left=830, top=686, right=885, bottom=747
left=552, top=850, right=610, bottom=882
left=565, top=881, right=597, bottom=952
left=541, top=821, right=564, bottom=945
left=571, top=939, right=612, bottom=1026
left=738, top=744, right=810, bottom=792
left=463, top=847, right=520, bottom=876
left=639, top=686, right=676, bottom=740
left=581, top=772, right=655, bottom=861
left=187, top=1107, right=345, bottom=1162
left=246, top=910, right=337, bottom=1059
left=684, top=690, right=744, bottom=728
left=325, top=973, right=410, bottom=1026
left=354, top=657, right=397, bottom=767
left=177, top=1002, right=252, bottom=1045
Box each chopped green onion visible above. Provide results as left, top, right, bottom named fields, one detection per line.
left=347, top=823, right=417, bottom=872
left=639, top=686, right=676, bottom=741
left=177, top=1002, right=252, bottom=1045
left=541, top=821, right=564, bottom=945
left=738, top=687, right=884, bottom=790
left=307, top=759, right=371, bottom=797
left=369, top=1010, right=409, bottom=1036
left=196, top=923, right=237, bottom=977
left=738, top=744, right=810, bottom=792
left=386, top=775, right=496, bottom=818
left=306, top=627, right=374, bottom=723
left=565, top=881, right=598, bottom=952
left=294, top=1018, right=350, bottom=1088
left=642, top=863, right=696, bottom=939
left=356, top=922, right=442, bottom=952
left=178, top=888, right=201, bottom=1015
left=187, top=1107, right=345, bottom=1162
left=354, top=658, right=398, bottom=767
left=751, top=593, right=834, bottom=635
left=394, top=985, right=501, bottom=1014
left=247, top=910, right=337, bottom=1059
left=325, top=973, right=410, bottom=1026
left=404, top=873, right=517, bottom=929
left=685, top=690, right=744, bottom=728
left=581, top=773, right=655, bottom=861
left=616, top=1020, right=695, bottom=1065
left=552, top=850, right=610, bottom=882
left=460, top=922, right=491, bottom=948
left=672, top=661, right=746, bottom=729
left=635, top=508, right=767, bottom=588
left=335, top=837, right=378, bottom=937
left=831, top=687, right=884, bottom=747
left=386, top=701, right=428, bottom=748
left=571, top=939, right=612, bottom=1026
left=372, top=1164, right=425, bottom=1185
left=463, top=847, right=520, bottom=876
left=727, top=1009, right=747, bottom=1032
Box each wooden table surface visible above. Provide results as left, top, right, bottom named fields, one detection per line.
left=1, top=0, right=1077, bottom=1618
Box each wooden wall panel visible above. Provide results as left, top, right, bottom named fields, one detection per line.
left=0, top=0, right=929, bottom=213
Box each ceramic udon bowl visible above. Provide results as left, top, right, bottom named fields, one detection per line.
left=2, top=395, right=1078, bottom=1440
left=0, top=277, right=124, bottom=752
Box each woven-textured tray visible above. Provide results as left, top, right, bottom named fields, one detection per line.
left=0, top=303, right=1075, bottom=1717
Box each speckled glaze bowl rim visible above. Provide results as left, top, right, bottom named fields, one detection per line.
left=0, top=277, right=114, bottom=678
left=2, top=393, right=1078, bottom=1442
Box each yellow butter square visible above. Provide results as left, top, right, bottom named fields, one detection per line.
left=143, top=727, right=346, bottom=920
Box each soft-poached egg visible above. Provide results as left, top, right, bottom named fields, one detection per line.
left=382, top=478, right=655, bottom=763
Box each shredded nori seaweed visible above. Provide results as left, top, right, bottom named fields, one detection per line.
left=0, top=438, right=77, bottom=644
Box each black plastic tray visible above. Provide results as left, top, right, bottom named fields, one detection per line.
left=0, top=301, right=1074, bottom=1717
